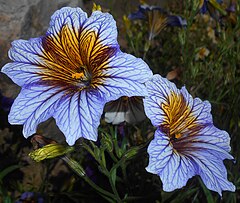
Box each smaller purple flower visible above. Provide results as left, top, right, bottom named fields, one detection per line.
left=128, top=4, right=187, bottom=40
left=199, top=0, right=223, bottom=14
left=16, top=191, right=44, bottom=203
left=143, top=74, right=235, bottom=196
left=199, top=0, right=226, bottom=20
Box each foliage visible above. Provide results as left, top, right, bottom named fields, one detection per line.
left=0, top=0, right=239, bottom=202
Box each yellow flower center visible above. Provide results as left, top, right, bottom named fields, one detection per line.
left=161, top=91, right=198, bottom=141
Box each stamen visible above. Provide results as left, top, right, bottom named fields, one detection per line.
left=72, top=72, right=84, bottom=79
left=170, top=133, right=182, bottom=142
left=71, top=65, right=91, bottom=81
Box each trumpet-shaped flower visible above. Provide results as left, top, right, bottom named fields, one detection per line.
left=128, top=4, right=187, bottom=40
left=143, top=74, right=235, bottom=195
left=199, top=0, right=226, bottom=20
left=1, top=7, right=153, bottom=145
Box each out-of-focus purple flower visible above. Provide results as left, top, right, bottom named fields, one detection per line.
left=224, top=1, right=237, bottom=26
left=104, top=96, right=146, bottom=125
left=199, top=0, right=226, bottom=20
left=128, top=4, right=187, bottom=40
left=1, top=7, right=153, bottom=145
left=16, top=191, right=44, bottom=203
left=143, top=74, right=235, bottom=196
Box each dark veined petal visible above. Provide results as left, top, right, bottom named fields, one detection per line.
left=143, top=74, right=179, bottom=127
left=53, top=90, right=105, bottom=145
left=144, top=74, right=235, bottom=195
left=8, top=84, right=66, bottom=137
left=1, top=38, right=46, bottom=86
left=47, top=7, right=87, bottom=38
left=146, top=129, right=196, bottom=191
left=99, top=52, right=153, bottom=101
left=189, top=150, right=235, bottom=195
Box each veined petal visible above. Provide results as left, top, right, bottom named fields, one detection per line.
left=47, top=7, right=87, bottom=38
left=175, top=125, right=232, bottom=154
left=2, top=63, right=45, bottom=86
left=8, top=84, right=66, bottom=137
left=146, top=129, right=196, bottom=191
left=53, top=90, right=105, bottom=145
left=82, top=10, right=118, bottom=47
left=143, top=74, right=179, bottom=127
left=98, top=52, right=153, bottom=101
left=1, top=38, right=46, bottom=86
left=189, top=151, right=235, bottom=195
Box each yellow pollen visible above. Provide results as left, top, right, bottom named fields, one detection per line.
left=72, top=72, right=84, bottom=79
left=175, top=133, right=182, bottom=139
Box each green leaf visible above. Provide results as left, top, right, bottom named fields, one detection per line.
left=110, top=168, right=117, bottom=187
left=0, top=165, right=21, bottom=181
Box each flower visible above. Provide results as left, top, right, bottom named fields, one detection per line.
left=16, top=192, right=44, bottom=203
left=199, top=0, right=226, bottom=20
left=104, top=96, right=146, bottom=124
left=195, top=47, right=210, bottom=60
left=128, top=4, right=187, bottom=40
left=1, top=7, right=153, bottom=145
left=143, top=74, right=235, bottom=195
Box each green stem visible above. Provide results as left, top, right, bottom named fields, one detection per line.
left=109, top=159, right=125, bottom=203
left=62, top=156, right=117, bottom=202
left=143, top=39, right=151, bottom=60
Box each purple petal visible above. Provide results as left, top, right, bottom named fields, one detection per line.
left=143, top=74, right=179, bottom=127
left=53, top=90, right=105, bottom=145
left=82, top=10, right=118, bottom=48
left=189, top=151, right=235, bottom=195
left=8, top=84, right=65, bottom=137
left=99, top=52, right=153, bottom=102
left=47, top=7, right=88, bottom=38
left=146, top=129, right=196, bottom=191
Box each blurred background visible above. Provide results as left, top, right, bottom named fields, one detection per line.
left=0, top=0, right=239, bottom=202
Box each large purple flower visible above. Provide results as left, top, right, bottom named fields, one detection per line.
left=1, top=7, right=152, bottom=145
left=143, top=74, right=235, bottom=195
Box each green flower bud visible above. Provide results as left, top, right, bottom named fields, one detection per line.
left=29, top=144, right=74, bottom=162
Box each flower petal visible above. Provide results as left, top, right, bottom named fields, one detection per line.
left=146, top=129, right=196, bottom=191
left=53, top=90, right=105, bottom=145
left=47, top=7, right=87, bottom=38
left=175, top=125, right=232, bottom=154
left=1, top=38, right=46, bottom=86
left=82, top=10, right=118, bottom=48
left=189, top=151, right=235, bottom=195
left=8, top=84, right=66, bottom=137
left=143, top=74, right=179, bottom=127
left=98, top=52, right=153, bottom=101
